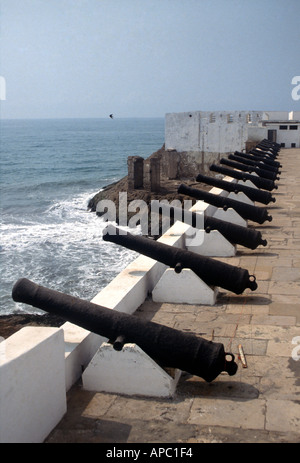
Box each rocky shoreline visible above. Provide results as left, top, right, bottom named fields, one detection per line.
left=87, top=145, right=210, bottom=233
left=0, top=313, right=66, bottom=339
left=1, top=145, right=212, bottom=339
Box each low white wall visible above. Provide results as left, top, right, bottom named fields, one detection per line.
left=0, top=327, right=66, bottom=443
left=165, top=111, right=264, bottom=153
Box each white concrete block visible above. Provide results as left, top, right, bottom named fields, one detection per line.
left=186, top=229, right=236, bottom=257
left=62, top=322, right=104, bottom=391
left=82, top=342, right=181, bottom=398
left=0, top=327, right=66, bottom=443
left=152, top=268, right=218, bottom=305
left=213, top=207, right=247, bottom=227
left=227, top=191, right=255, bottom=205
left=190, top=201, right=217, bottom=217
left=237, top=179, right=258, bottom=189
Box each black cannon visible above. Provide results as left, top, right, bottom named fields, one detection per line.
left=11, top=278, right=238, bottom=383
left=102, top=224, right=257, bottom=294
left=234, top=151, right=282, bottom=169
left=257, top=138, right=281, bottom=150
left=196, top=173, right=275, bottom=205
left=220, top=158, right=280, bottom=181
left=156, top=202, right=267, bottom=249
left=256, top=147, right=279, bottom=158
left=256, top=141, right=280, bottom=155
left=249, top=148, right=278, bottom=160
left=228, top=154, right=280, bottom=174
left=210, top=164, right=278, bottom=191
left=177, top=183, right=272, bottom=225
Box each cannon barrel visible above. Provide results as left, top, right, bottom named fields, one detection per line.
left=250, top=148, right=278, bottom=159
left=256, top=141, right=280, bottom=154
left=228, top=154, right=280, bottom=174
left=234, top=151, right=282, bottom=169
left=157, top=202, right=267, bottom=249
left=210, top=164, right=277, bottom=191
left=196, top=173, right=275, bottom=205
left=11, top=278, right=238, bottom=383
left=255, top=148, right=278, bottom=158
left=220, top=158, right=280, bottom=181
left=102, top=225, right=257, bottom=294
left=257, top=139, right=280, bottom=151
left=178, top=184, right=272, bottom=225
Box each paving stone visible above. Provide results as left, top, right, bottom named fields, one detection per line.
left=104, top=396, right=194, bottom=423
left=272, top=267, right=300, bottom=281
left=188, top=398, right=265, bottom=430
left=268, top=280, right=300, bottom=295
left=266, top=399, right=300, bottom=433
left=269, top=302, right=300, bottom=324
left=251, top=314, right=296, bottom=326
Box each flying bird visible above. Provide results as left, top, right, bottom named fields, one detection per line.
left=109, top=114, right=114, bottom=119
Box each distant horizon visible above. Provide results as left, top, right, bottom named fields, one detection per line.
left=0, top=115, right=165, bottom=120
left=1, top=109, right=299, bottom=122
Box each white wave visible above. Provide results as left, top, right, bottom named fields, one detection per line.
left=0, top=191, right=140, bottom=314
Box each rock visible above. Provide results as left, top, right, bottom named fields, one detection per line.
left=0, top=313, right=65, bottom=339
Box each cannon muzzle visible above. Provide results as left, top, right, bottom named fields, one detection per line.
left=210, top=164, right=278, bottom=191
left=220, top=158, right=280, bottom=181
left=12, top=278, right=238, bottom=382
left=234, top=151, right=282, bottom=169
left=228, top=154, right=281, bottom=174
left=196, top=173, right=276, bottom=205
left=102, top=225, right=257, bottom=294
left=178, top=184, right=272, bottom=224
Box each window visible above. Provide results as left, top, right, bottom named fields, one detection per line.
left=291, top=143, right=296, bottom=148
left=279, top=125, right=288, bottom=130
left=289, top=125, right=298, bottom=130
left=247, top=114, right=252, bottom=123
left=281, top=143, right=285, bottom=147
left=209, top=113, right=216, bottom=123
left=227, top=114, right=234, bottom=123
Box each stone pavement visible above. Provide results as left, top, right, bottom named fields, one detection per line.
left=45, top=148, right=300, bottom=443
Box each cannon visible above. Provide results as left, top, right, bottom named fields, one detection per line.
left=256, top=141, right=280, bottom=154
left=156, top=202, right=267, bottom=249
left=255, top=147, right=279, bottom=158
left=210, top=164, right=278, bottom=191
left=220, top=158, right=280, bottom=181
left=257, top=139, right=280, bottom=150
left=249, top=148, right=278, bottom=160
left=177, top=184, right=272, bottom=225
left=11, top=278, right=238, bottom=383
left=102, top=224, right=257, bottom=294
left=228, top=154, right=281, bottom=174
left=196, top=173, right=275, bottom=205
left=234, top=151, right=282, bottom=169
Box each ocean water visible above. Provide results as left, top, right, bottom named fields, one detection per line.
left=0, top=117, right=165, bottom=315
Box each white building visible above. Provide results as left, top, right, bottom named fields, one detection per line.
left=165, top=110, right=300, bottom=155
left=261, top=111, right=300, bottom=148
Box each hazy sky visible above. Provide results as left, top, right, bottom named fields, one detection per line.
left=1, top=0, right=300, bottom=119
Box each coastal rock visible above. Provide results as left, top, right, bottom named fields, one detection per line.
left=0, top=313, right=65, bottom=339
left=87, top=145, right=211, bottom=230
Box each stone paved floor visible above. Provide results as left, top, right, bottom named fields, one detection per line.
left=46, top=148, right=300, bottom=443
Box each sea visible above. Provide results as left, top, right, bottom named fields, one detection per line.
left=0, top=117, right=165, bottom=315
